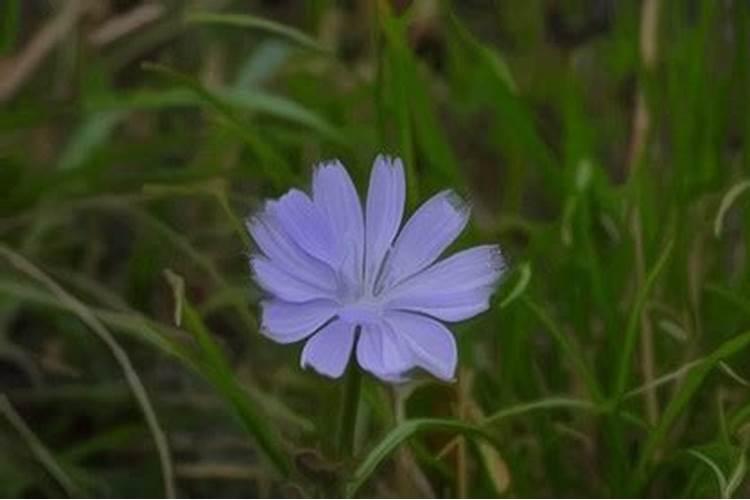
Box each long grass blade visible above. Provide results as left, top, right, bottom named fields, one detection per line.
left=0, top=244, right=176, bottom=498
left=0, top=395, right=79, bottom=497
left=345, top=418, right=498, bottom=497
left=185, top=12, right=329, bottom=54
left=614, top=239, right=674, bottom=399
left=636, top=329, right=750, bottom=486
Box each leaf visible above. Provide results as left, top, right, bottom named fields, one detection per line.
left=345, top=418, right=498, bottom=497
left=185, top=12, right=329, bottom=53
left=636, top=328, right=750, bottom=484
left=724, top=451, right=747, bottom=499
left=164, top=270, right=291, bottom=478
left=687, top=449, right=727, bottom=496
left=719, top=362, right=750, bottom=387
left=447, top=12, right=516, bottom=92
left=477, top=441, right=511, bottom=495
left=0, top=277, right=314, bottom=435
left=523, top=299, right=603, bottom=401
left=445, top=11, right=562, bottom=197
left=482, top=397, right=604, bottom=425
left=141, top=62, right=295, bottom=188
left=614, top=239, right=674, bottom=398
left=57, top=110, right=125, bottom=170
left=0, top=278, right=198, bottom=368
left=0, top=395, right=79, bottom=497
left=163, top=269, right=184, bottom=327
left=714, top=178, right=750, bottom=238
left=0, top=245, right=176, bottom=498
left=499, top=262, right=531, bottom=309
left=222, top=88, right=346, bottom=144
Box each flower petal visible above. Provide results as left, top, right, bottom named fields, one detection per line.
left=260, top=299, right=337, bottom=344
left=313, top=160, right=365, bottom=285
left=301, top=320, right=356, bottom=378
left=365, top=155, right=405, bottom=288
left=380, top=190, right=469, bottom=290
left=356, top=321, right=413, bottom=382
left=268, top=189, right=340, bottom=266
left=251, top=256, right=332, bottom=302
left=384, top=311, right=457, bottom=381
left=384, top=245, right=505, bottom=321
left=247, top=210, right=338, bottom=291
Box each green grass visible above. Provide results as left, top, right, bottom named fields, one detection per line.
left=1, top=0, right=749, bottom=497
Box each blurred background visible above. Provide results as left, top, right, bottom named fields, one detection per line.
left=1, top=0, right=750, bottom=497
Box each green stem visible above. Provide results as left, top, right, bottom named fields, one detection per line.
left=337, top=365, right=362, bottom=458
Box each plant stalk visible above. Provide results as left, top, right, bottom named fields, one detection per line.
left=337, top=364, right=362, bottom=459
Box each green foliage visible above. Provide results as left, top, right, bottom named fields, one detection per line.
left=1, top=0, right=749, bottom=497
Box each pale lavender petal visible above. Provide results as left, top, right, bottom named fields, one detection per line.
left=355, top=324, right=383, bottom=374
left=384, top=245, right=505, bottom=321
left=301, top=320, right=356, bottom=378
left=313, top=160, right=364, bottom=284
left=365, top=155, right=406, bottom=287
left=251, top=256, right=332, bottom=302
left=247, top=211, right=337, bottom=290
left=384, top=311, right=457, bottom=381
left=268, top=189, right=340, bottom=266
left=356, top=321, right=413, bottom=382
left=260, top=299, right=337, bottom=344
left=380, top=190, right=469, bottom=289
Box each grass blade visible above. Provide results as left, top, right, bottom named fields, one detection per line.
left=523, top=298, right=603, bottom=401
left=499, top=262, right=531, bottom=309
left=687, top=449, right=727, bottom=496
left=164, top=270, right=291, bottom=477
left=482, top=397, right=602, bottom=425
left=345, top=418, right=498, bottom=498
left=714, top=179, right=750, bottom=238
left=185, top=12, right=329, bottom=54
left=614, top=239, right=674, bottom=398
left=0, top=395, right=79, bottom=497
left=724, top=451, right=747, bottom=499
left=636, top=329, right=750, bottom=487
left=0, top=244, right=176, bottom=498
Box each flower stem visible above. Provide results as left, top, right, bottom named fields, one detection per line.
left=337, top=365, right=361, bottom=458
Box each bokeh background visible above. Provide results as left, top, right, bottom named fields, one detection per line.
left=1, top=0, right=750, bottom=497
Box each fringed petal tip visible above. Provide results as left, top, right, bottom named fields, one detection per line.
left=442, top=189, right=472, bottom=217
left=488, top=245, right=507, bottom=275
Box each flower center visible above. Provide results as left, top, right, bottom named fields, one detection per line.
left=338, top=300, right=382, bottom=325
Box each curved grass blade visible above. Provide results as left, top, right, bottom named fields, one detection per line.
left=345, top=418, right=498, bottom=498
left=222, top=89, right=345, bottom=144
left=523, top=297, right=602, bottom=401
left=165, top=270, right=291, bottom=477
left=482, top=397, right=602, bottom=425
left=57, top=110, right=125, bottom=171
left=635, top=328, right=750, bottom=487
left=687, top=449, right=727, bottom=496
left=614, top=239, right=674, bottom=399
left=714, top=179, right=750, bottom=238
left=0, top=278, right=314, bottom=435
left=185, top=12, right=330, bottom=54
left=0, top=278, right=198, bottom=367
left=0, top=395, right=79, bottom=497
left=0, top=244, right=176, bottom=498
left=483, top=396, right=646, bottom=431
left=499, top=262, right=531, bottom=309
left=724, top=451, right=747, bottom=499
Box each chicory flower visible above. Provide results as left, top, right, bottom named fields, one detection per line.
left=247, top=155, right=505, bottom=382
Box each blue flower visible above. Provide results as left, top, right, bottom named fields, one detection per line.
left=247, top=155, right=505, bottom=382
